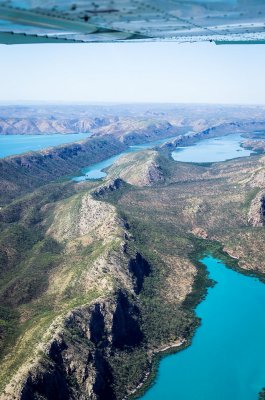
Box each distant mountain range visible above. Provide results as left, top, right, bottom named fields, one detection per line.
left=1, top=103, right=265, bottom=137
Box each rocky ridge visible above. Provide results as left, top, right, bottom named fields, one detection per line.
left=0, top=117, right=109, bottom=135
left=248, top=190, right=265, bottom=227
left=3, top=123, right=265, bottom=399
left=107, top=150, right=165, bottom=187
left=0, top=190, right=147, bottom=400
left=0, top=174, right=195, bottom=400
left=0, top=135, right=127, bottom=205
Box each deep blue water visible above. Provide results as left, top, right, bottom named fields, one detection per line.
left=141, top=256, right=265, bottom=400
left=172, top=133, right=254, bottom=163
left=73, top=136, right=176, bottom=181
left=0, top=133, right=91, bottom=158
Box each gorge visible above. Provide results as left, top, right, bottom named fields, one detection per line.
left=1, top=112, right=265, bottom=400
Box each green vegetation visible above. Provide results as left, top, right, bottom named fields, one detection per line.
left=0, top=180, right=106, bottom=392
left=0, top=135, right=127, bottom=205
left=101, top=147, right=265, bottom=398
left=1, top=140, right=265, bottom=398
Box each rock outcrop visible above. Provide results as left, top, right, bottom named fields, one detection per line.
left=93, top=178, right=125, bottom=198
left=248, top=190, right=265, bottom=227
left=191, top=227, right=208, bottom=239
left=108, top=150, right=165, bottom=187
left=0, top=188, right=156, bottom=400
left=128, top=253, right=151, bottom=295
left=17, top=292, right=143, bottom=400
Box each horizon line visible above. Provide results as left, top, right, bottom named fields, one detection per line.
left=0, top=101, right=265, bottom=107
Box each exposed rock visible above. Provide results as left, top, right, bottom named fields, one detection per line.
left=191, top=227, right=208, bottom=239
left=250, top=169, right=265, bottom=188
left=92, top=119, right=178, bottom=146
left=9, top=292, right=143, bottom=400
left=0, top=186, right=155, bottom=400
left=112, top=290, right=143, bottom=349
left=21, top=365, right=70, bottom=400
left=128, top=253, right=151, bottom=294
left=223, top=247, right=240, bottom=260
left=93, top=178, right=125, bottom=198
left=248, top=190, right=265, bottom=227
left=160, top=255, right=196, bottom=304
left=47, top=192, right=122, bottom=246
left=108, top=151, right=165, bottom=187
left=143, top=160, right=165, bottom=186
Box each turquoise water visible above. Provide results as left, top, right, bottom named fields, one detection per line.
left=0, top=133, right=91, bottom=158
left=74, top=133, right=255, bottom=181
left=73, top=136, right=176, bottom=181
left=141, top=256, right=265, bottom=400
left=172, top=133, right=254, bottom=163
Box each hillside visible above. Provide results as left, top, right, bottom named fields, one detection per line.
left=0, top=135, right=126, bottom=205
left=0, top=117, right=111, bottom=135
left=1, top=140, right=265, bottom=399
left=0, top=163, right=199, bottom=400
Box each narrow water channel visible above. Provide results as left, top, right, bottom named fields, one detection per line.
left=73, top=133, right=254, bottom=181
left=140, top=256, right=265, bottom=400
left=73, top=136, right=177, bottom=181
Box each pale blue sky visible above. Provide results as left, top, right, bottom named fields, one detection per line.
left=0, top=42, right=265, bottom=104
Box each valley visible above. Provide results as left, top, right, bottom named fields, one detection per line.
left=1, top=106, right=265, bottom=399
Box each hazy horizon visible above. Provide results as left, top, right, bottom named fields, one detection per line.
left=0, top=101, right=265, bottom=107
left=1, top=42, right=265, bottom=105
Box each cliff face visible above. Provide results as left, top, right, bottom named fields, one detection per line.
left=0, top=179, right=196, bottom=400
left=0, top=181, right=177, bottom=400
left=3, top=119, right=265, bottom=399
left=107, top=150, right=165, bottom=187
left=248, top=191, right=265, bottom=227
left=19, top=292, right=143, bottom=400
left=1, top=244, right=154, bottom=400
left=129, top=253, right=151, bottom=294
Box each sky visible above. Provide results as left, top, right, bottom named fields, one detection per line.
left=0, top=41, right=265, bottom=104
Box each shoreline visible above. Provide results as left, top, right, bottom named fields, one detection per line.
left=130, top=248, right=265, bottom=400
left=126, top=339, right=186, bottom=399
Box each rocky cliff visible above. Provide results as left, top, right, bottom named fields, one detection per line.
left=107, top=150, right=165, bottom=187
left=18, top=291, right=143, bottom=400
left=0, top=154, right=197, bottom=400
left=248, top=190, right=265, bottom=226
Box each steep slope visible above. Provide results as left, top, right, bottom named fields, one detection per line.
left=113, top=151, right=265, bottom=277
left=0, top=136, right=127, bottom=205
left=107, top=150, right=164, bottom=187
left=2, top=140, right=265, bottom=399
left=0, top=186, right=134, bottom=399
left=0, top=171, right=199, bottom=400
